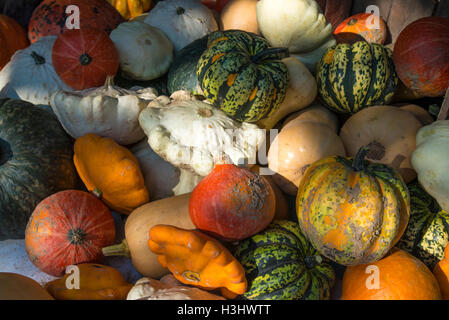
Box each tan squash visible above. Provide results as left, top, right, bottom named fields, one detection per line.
left=257, top=56, right=317, bottom=130
left=220, top=0, right=259, bottom=34
left=0, top=273, right=54, bottom=300
left=250, top=165, right=290, bottom=221
left=340, top=105, right=423, bottom=184
left=282, top=104, right=339, bottom=133
left=397, top=104, right=434, bottom=126
left=268, top=120, right=346, bottom=196
left=102, top=193, right=195, bottom=279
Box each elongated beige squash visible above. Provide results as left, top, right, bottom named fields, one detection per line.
left=282, top=104, right=339, bottom=133
left=102, top=193, right=195, bottom=279
left=257, top=57, right=317, bottom=129
left=220, top=0, right=259, bottom=34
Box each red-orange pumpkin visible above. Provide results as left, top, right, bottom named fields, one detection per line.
left=52, top=28, right=119, bottom=90
left=334, top=12, right=387, bottom=44
left=393, top=17, right=449, bottom=97
left=189, top=164, right=276, bottom=241
left=0, top=15, right=29, bottom=70
left=28, top=0, right=124, bottom=43
left=25, top=190, right=116, bottom=277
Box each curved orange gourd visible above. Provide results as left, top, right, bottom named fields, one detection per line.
left=0, top=15, right=29, bottom=70
left=74, top=133, right=149, bottom=214
left=433, top=244, right=449, bottom=300
left=148, top=224, right=247, bottom=298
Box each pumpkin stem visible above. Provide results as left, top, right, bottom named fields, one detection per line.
left=102, top=239, right=131, bottom=258
left=437, top=87, right=449, bottom=121
left=92, top=187, right=103, bottom=199
left=79, top=53, right=92, bottom=66
left=251, top=47, right=289, bottom=64
left=348, top=18, right=358, bottom=26
left=104, top=75, right=115, bottom=88
left=30, top=51, right=46, bottom=65
left=176, top=7, right=185, bottom=15
left=304, top=255, right=323, bottom=269
left=353, top=146, right=370, bottom=171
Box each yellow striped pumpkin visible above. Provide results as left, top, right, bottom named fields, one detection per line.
left=316, top=41, right=397, bottom=114
left=196, top=30, right=289, bottom=123
left=296, top=147, right=410, bottom=266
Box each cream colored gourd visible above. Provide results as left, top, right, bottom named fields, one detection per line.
left=340, top=105, right=422, bottom=183
left=282, top=104, right=339, bottom=133
left=110, top=21, right=174, bottom=81
left=138, top=91, right=265, bottom=177
left=220, top=0, right=259, bottom=34
left=50, top=78, right=158, bottom=146
left=256, top=0, right=336, bottom=72
left=412, top=121, right=449, bottom=214
left=144, top=0, right=218, bottom=52
left=131, top=140, right=203, bottom=200
left=0, top=36, right=71, bottom=105
left=127, top=276, right=225, bottom=300
left=102, top=193, right=195, bottom=279
left=257, top=56, right=317, bottom=129
left=268, top=118, right=346, bottom=196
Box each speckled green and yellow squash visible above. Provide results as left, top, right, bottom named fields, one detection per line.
left=397, top=181, right=449, bottom=269
left=316, top=41, right=398, bottom=114
left=234, top=220, right=336, bottom=300
left=196, top=30, right=290, bottom=123
left=296, top=147, right=410, bottom=266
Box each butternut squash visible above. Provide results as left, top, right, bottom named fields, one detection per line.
left=0, top=273, right=54, bottom=300
left=102, top=193, right=195, bottom=279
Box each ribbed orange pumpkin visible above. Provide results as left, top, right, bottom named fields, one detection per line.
left=296, top=147, right=410, bottom=266
left=189, top=163, right=276, bottom=241
left=74, top=133, right=149, bottom=215
left=342, top=248, right=442, bottom=300
left=433, top=243, right=449, bottom=300
left=0, top=14, right=28, bottom=70
left=52, top=28, right=119, bottom=90
left=25, top=190, right=116, bottom=277
left=334, top=12, right=387, bottom=44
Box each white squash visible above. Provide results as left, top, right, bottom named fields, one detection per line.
left=130, top=139, right=203, bottom=200
left=412, top=120, right=449, bottom=213
left=0, top=36, right=71, bottom=105
left=50, top=78, right=157, bottom=146
left=144, top=0, right=219, bottom=52
left=110, top=21, right=174, bottom=81
left=138, top=91, right=265, bottom=177
left=127, top=277, right=225, bottom=300
left=256, top=0, right=336, bottom=72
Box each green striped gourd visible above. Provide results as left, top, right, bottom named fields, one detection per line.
left=196, top=30, right=290, bottom=123
left=316, top=41, right=398, bottom=114
left=397, top=181, right=449, bottom=269
left=234, top=220, right=336, bottom=300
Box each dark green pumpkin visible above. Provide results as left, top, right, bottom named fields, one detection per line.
left=397, top=181, right=449, bottom=269
left=196, top=30, right=290, bottom=123
left=234, top=220, right=336, bottom=300
left=0, top=98, right=78, bottom=240
left=167, top=35, right=209, bottom=95
left=114, top=69, right=169, bottom=96
left=316, top=41, right=398, bottom=114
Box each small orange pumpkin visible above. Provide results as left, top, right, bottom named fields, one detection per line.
left=334, top=12, right=388, bottom=45
left=74, top=133, right=149, bottom=214
left=433, top=243, right=449, bottom=300
left=148, top=224, right=247, bottom=298
left=0, top=14, right=29, bottom=70
left=342, top=248, right=442, bottom=300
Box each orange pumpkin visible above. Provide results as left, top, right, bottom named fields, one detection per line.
left=0, top=14, right=29, bottom=70
left=433, top=243, right=449, bottom=300
left=342, top=248, right=442, bottom=300
left=25, top=190, right=116, bottom=277
left=74, top=133, right=149, bottom=215
left=334, top=12, right=387, bottom=45
left=148, top=224, right=247, bottom=298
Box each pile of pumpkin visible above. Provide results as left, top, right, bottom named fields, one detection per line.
left=0, top=0, right=449, bottom=301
